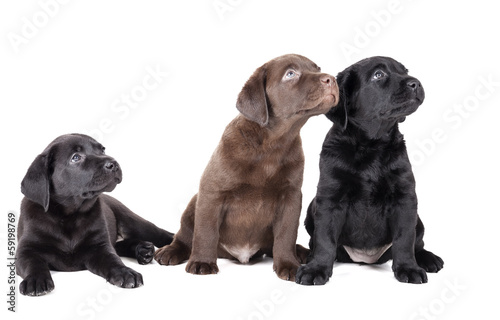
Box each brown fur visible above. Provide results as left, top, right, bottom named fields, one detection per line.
left=155, top=54, right=339, bottom=281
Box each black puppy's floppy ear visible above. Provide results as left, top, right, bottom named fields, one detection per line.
left=326, top=70, right=358, bottom=131
left=21, top=153, right=50, bottom=212
left=236, top=65, right=269, bottom=126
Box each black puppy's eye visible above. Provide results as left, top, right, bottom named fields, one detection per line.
left=102, top=147, right=105, bottom=154
left=71, top=153, right=82, bottom=163
left=373, top=70, right=386, bottom=80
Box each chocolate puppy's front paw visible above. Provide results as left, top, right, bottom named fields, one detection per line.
left=393, top=264, right=428, bottom=284
left=107, top=267, right=143, bottom=288
left=136, top=241, right=154, bottom=265
left=295, top=263, right=332, bottom=286
left=185, top=260, right=219, bottom=275
left=155, top=242, right=190, bottom=266
left=19, top=274, right=55, bottom=296
left=274, top=260, right=300, bottom=282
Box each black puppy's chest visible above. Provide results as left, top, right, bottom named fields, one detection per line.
left=340, top=169, right=397, bottom=247
left=328, top=135, right=414, bottom=247
left=42, top=210, right=110, bottom=270
left=332, top=141, right=407, bottom=199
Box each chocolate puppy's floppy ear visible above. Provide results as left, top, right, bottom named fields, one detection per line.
left=325, top=70, right=358, bottom=130
left=236, top=65, right=269, bottom=126
left=21, top=153, right=51, bottom=212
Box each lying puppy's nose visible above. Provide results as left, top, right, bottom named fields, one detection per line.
left=320, top=74, right=335, bottom=87
left=407, top=80, right=421, bottom=91
left=104, top=161, right=119, bottom=172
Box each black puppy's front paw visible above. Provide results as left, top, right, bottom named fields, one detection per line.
left=393, top=264, right=427, bottom=284
left=107, top=267, right=143, bottom=288
left=19, top=274, right=55, bottom=296
left=295, top=263, right=332, bottom=286
left=416, top=249, right=444, bottom=273
left=136, top=241, right=154, bottom=265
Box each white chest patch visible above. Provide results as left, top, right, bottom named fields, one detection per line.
left=221, top=243, right=260, bottom=264
left=343, top=243, right=392, bottom=264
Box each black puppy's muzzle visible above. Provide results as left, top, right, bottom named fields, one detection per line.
left=406, top=78, right=425, bottom=102
left=81, top=158, right=122, bottom=199
left=104, top=160, right=119, bottom=173
left=96, top=157, right=122, bottom=184
left=407, top=79, right=420, bottom=91
left=106, top=159, right=122, bottom=183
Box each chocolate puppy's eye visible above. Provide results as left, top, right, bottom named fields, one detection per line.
left=285, top=70, right=297, bottom=79
left=71, top=153, right=82, bottom=163
left=373, top=70, right=386, bottom=80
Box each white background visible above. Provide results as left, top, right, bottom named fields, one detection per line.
left=1, top=1, right=499, bottom=319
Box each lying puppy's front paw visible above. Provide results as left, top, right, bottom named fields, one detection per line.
left=295, top=263, right=331, bottom=286
left=274, top=260, right=300, bottom=282
left=136, top=241, right=154, bottom=265
left=107, top=267, right=143, bottom=288
left=393, top=264, right=428, bottom=284
left=19, top=274, right=55, bottom=296
left=185, top=260, right=218, bottom=275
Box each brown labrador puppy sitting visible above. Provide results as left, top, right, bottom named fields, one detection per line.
left=155, top=54, right=339, bottom=281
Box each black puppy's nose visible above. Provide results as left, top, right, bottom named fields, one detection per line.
left=407, top=80, right=421, bottom=91
left=104, top=161, right=119, bottom=172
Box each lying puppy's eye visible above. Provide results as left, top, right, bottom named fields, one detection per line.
left=284, top=70, right=297, bottom=79
left=372, top=70, right=386, bottom=80
left=71, top=153, right=83, bottom=163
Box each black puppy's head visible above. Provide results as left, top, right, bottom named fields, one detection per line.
left=326, top=56, right=424, bottom=136
left=21, top=134, right=122, bottom=212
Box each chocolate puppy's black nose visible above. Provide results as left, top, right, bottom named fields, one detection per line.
left=407, top=80, right=421, bottom=91
left=104, top=161, right=119, bottom=172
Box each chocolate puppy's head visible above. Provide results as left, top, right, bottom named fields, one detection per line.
left=236, top=54, right=339, bottom=127
left=327, top=56, right=424, bottom=136
left=21, top=134, right=122, bottom=212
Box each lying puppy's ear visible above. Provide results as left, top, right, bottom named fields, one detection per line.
left=326, top=70, right=359, bottom=130
left=21, top=153, right=51, bottom=212
left=236, top=66, right=269, bottom=126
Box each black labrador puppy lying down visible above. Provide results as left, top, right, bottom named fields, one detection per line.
left=17, top=134, right=173, bottom=296
left=296, top=57, right=444, bottom=285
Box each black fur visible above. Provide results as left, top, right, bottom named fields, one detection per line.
left=17, top=134, right=173, bottom=296
left=296, top=57, right=443, bottom=285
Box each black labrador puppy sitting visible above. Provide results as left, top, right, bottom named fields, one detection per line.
left=17, top=134, right=173, bottom=296
left=296, top=57, right=444, bottom=285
